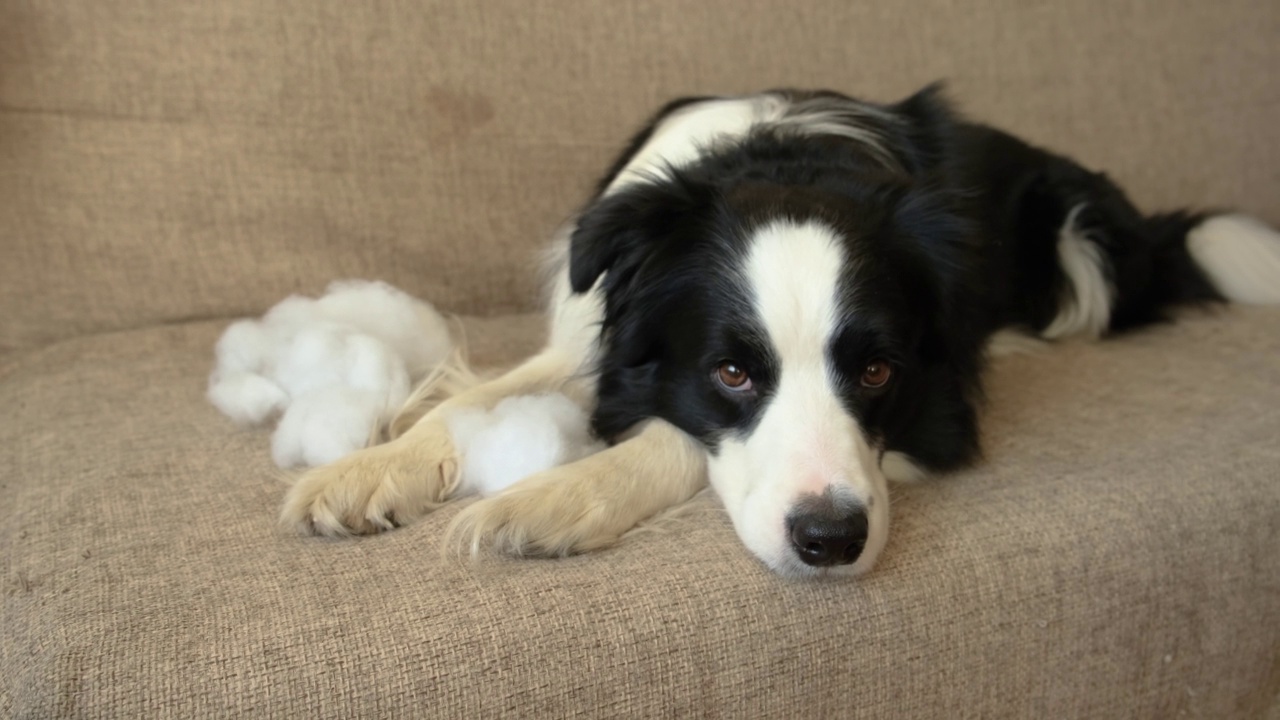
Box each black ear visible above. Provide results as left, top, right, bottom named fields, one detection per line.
left=896, top=81, right=952, bottom=120
left=567, top=192, right=643, bottom=293
left=882, top=362, right=981, bottom=472
left=568, top=175, right=713, bottom=294
left=892, top=82, right=959, bottom=172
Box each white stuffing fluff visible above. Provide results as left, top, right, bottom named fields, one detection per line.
left=208, top=280, right=606, bottom=490
left=208, top=280, right=453, bottom=467
left=271, top=387, right=387, bottom=468
left=447, top=394, right=606, bottom=497
left=206, top=371, right=290, bottom=426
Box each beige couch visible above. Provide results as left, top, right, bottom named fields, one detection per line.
left=3, top=2, right=1278, bottom=717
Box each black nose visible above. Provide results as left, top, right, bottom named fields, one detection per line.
left=789, top=508, right=869, bottom=566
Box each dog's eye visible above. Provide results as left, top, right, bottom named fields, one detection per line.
left=714, top=361, right=753, bottom=392
left=861, top=360, right=893, bottom=389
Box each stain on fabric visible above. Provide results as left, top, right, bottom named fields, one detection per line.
left=423, top=86, right=496, bottom=143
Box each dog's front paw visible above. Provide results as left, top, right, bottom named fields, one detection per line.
left=444, top=464, right=624, bottom=557
left=281, top=421, right=459, bottom=536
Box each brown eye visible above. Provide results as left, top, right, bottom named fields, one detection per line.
left=715, top=361, right=753, bottom=392
left=861, top=360, right=893, bottom=388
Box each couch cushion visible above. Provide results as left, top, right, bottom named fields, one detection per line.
left=3, top=309, right=1278, bottom=717
left=3, top=0, right=1279, bottom=351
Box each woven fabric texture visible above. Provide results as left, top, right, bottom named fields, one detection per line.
left=3, top=0, right=1279, bottom=716
left=3, top=310, right=1279, bottom=717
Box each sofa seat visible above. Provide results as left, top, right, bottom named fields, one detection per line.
left=3, top=309, right=1278, bottom=717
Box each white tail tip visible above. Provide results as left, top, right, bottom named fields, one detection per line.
left=1186, top=214, right=1280, bottom=305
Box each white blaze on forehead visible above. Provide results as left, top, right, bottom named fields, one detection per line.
left=739, top=218, right=851, bottom=495
left=742, top=219, right=847, bottom=365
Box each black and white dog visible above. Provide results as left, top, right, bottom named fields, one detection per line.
left=283, top=85, right=1280, bottom=578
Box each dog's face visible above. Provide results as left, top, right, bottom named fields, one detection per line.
left=570, top=163, right=980, bottom=578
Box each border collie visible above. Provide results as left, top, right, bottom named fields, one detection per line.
left=281, top=85, right=1280, bottom=578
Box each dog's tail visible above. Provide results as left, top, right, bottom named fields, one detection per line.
left=1179, top=213, right=1280, bottom=306
left=1044, top=202, right=1280, bottom=337
left=1120, top=211, right=1280, bottom=329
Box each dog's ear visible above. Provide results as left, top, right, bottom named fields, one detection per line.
left=879, top=360, right=981, bottom=473
left=568, top=174, right=713, bottom=294
left=892, top=82, right=958, bottom=172
left=895, top=82, right=952, bottom=122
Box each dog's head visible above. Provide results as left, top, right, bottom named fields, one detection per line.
left=570, top=116, right=982, bottom=578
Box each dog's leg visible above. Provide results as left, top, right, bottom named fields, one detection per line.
left=280, top=349, right=591, bottom=536
left=444, top=418, right=707, bottom=556
left=282, top=237, right=605, bottom=536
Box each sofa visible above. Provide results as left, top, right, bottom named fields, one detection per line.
left=3, top=1, right=1278, bottom=717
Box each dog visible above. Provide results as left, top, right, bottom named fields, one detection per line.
left=281, top=85, right=1280, bottom=578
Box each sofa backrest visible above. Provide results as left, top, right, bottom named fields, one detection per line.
left=2, top=0, right=1277, bottom=352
